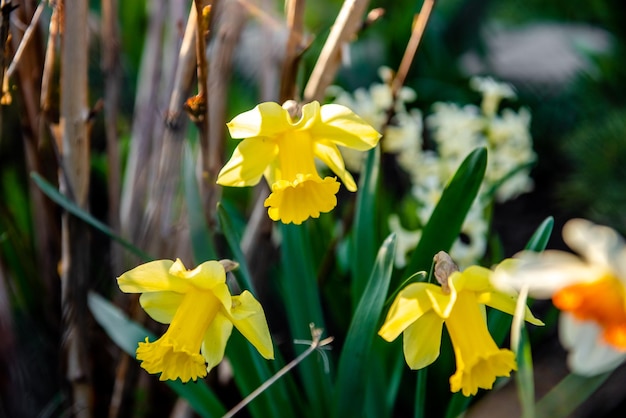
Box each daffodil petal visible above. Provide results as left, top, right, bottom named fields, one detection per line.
left=563, top=218, right=624, bottom=269
left=200, top=311, right=234, bottom=372
left=425, top=283, right=456, bottom=319
left=313, top=104, right=381, bottom=150
left=492, top=251, right=599, bottom=299
left=454, top=266, right=492, bottom=293
left=226, top=102, right=291, bottom=138
left=403, top=311, right=444, bottom=369
left=264, top=175, right=340, bottom=225
left=313, top=140, right=357, bottom=192
left=559, top=313, right=626, bottom=376
left=171, top=260, right=225, bottom=291
left=217, top=138, right=278, bottom=187
left=230, top=291, right=274, bottom=359
left=139, top=291, right=184, bottom=324
left=379, top=283, right=436, bottom=341
left=117, top=259, right=191, bottom=294
left=477, top=290, right=543, bottom=326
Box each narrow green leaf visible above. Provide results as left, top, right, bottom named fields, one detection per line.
left=216, top=202, right=255, bottom=292
left=183, top=144, right=217, bottom=262
left=280, top=223, right=331, bottom=415
left=535, top=372, right=611, bottom=418
left=334, top=233, right=396, bottom=418
left=524, top=216, right=554, bottom=252
left=414, top=368, right=428, bottom=418
left=516, top=327, right=535, bottom=418
left=404, top=147, right=487, bottom=276
left=481, top=161, right=535, bottom=202
left=88, top=292, right=226, bottom=417
left=351, top=146, right=381, bottom=308
left=30, top=172, right=152, bottom=261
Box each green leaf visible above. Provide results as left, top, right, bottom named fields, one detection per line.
left=334, top=233, right=396, bottom=418
left=280, top=223, right=332, bottom=415
left=88, top=292, right=226, bottom=417
left=183, top=144, right=217, bottom=263
left=414, top=368, right=428, bottom=418
left=351, top=146, right=381, bottom=308
left=524, top=216, right=554, bottom=252
left=535, top=372, right=611, bottom=418
left=216, top=202, right=255, bottom=292
left=30, top=172, right=152, bottom=261
left=516, top=327, right=535, bottom=418
left=405, top=147, right=487, bottom=276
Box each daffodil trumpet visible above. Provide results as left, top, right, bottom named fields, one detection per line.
left=217, top=100, right=381, bottom=224
left=117, top=258, right=274, bottom=383
left=379, top=257, right=542, bottom=396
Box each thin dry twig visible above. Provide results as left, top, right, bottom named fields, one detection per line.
left=223, top=324, right=334, bottom=418
left=6, top=0, right=44, bottom=79
left=303, top=0, right=371, bottom=102
left=390, top=0, right=435, bottom=97
left=279, top=0, right=306, bottom=102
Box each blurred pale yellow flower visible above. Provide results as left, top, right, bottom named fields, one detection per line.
left=492, top=219, right=626, bottom=375
left=217, top=101, right=381, bottom=224
left=117, top=259, right=273, bottom=382
left=379, top=265, right=542, bottom=396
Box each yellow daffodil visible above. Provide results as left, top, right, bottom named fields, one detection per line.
left=117, top=259, right=274, bottom=382
left=217, top=100, right=381, bottom=224
left=492, top=219, right=626, bottom=375
left=379, top=264, right=542, bottom=396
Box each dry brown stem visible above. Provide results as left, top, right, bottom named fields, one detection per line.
left=119, top=0, right=167, bottom=244
left=59, top=0, right=93, bottom=415
left=101, top=0, right=122, bottom=274
left=279, top=0, right=306, bottom=102
left=390, top=0, right=435, bottom=97
left=303, top=0, right=371, bottom=102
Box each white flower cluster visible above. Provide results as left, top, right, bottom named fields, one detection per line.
left=329, top=74, right=535, bottom=269
left=327, top=67, right=423, bottom=173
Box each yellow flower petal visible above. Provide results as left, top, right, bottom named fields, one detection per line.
left=313, top=140, right=358, bottom=192
left=312, top=103, right=382, bottom=150
left=217, top=138, right=278, bottom=187
left=264, top=174, right=340, bottom=224
left=226, top=102, right=291, bottom=138
left=139, top=291, right=184, bottom=324
left=378, top=283, right=436, bottom=341
left=171, top=260, right=227, bottom=292
left=137, top=336, right=207, bottom=382
left=402, top=311, right=444, bottom=369
left=117, top=259, right=191, bottom=294
left=476, top=290, right=544, bottom=326
left=445, top=290, right=517, bottom=396
left=136, top=288, right=221, bottom=382
left=425, top=280, right=456, bottom=319
left=201, top=312, right=234, bottom=372
left=229, top=291, right=274, bottom=359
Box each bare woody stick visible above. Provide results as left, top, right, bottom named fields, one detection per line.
left=390, top=0, right=435, bottom=97
left=59, top=0, right=92, bottom=416
left=303, top=0, right=371, bottom=102
left=101, top=0, right=122, bottom=274
left=279, top=0, right=306, bottom=102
